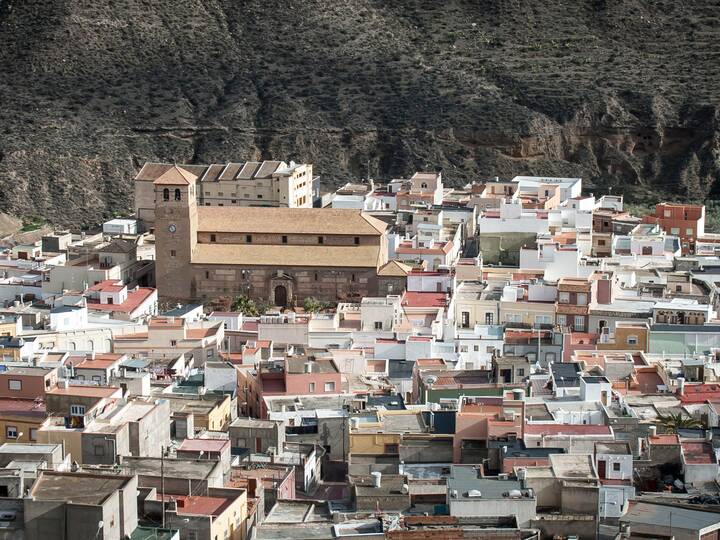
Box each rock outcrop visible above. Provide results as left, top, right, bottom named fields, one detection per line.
left=0, top=0, right=718, bottom=226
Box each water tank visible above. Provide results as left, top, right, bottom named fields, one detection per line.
left=508, top=489, right=522, bottom=498
left=512, top=389, right=525, bottom=401
left=371, top=471, right=382, bottom=488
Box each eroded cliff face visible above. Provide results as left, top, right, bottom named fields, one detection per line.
left=0, top=0, right=718, bottom=226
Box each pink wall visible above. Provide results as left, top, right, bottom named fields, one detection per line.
left=0, top=371, right=57, bottom=400
left=562, top=333, right=597, bottom=362
left=453, top=401, right=523, bottom=462
left=502, top=457, right=550, bottom=474
left=284, top=372, right=342, bottom=395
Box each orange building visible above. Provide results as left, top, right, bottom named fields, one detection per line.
left=642, top=203, right=705, bottom=254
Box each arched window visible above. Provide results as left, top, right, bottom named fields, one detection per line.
left=105, top=339, right=112, bottom=351
left=421, top=183, right=428, bottom=189
left=69, top=342, right=76, bottom=351
left=88, top=340, right=94, bottom=351
left=163, top=188, right=170, bottom=201
left=174, top=188, right=182, bottom=201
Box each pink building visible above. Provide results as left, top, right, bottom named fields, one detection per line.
left=0, top=367, right=58, bottom=400
left=453, top=396, right=524, bottom=462
left=250, top=355, right=343, bottom=418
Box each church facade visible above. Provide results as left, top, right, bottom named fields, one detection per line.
left=151, top=166, right=388, bottom=305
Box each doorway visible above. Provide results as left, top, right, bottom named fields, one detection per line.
left=274, top=285, right=288, bottom=307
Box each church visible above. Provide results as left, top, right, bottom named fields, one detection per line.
left=151, top=166, right=389, bottom=305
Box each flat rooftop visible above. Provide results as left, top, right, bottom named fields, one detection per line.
left=121, top=456, right=219, bottom=479
left=31, top=472, right=133, bottom=505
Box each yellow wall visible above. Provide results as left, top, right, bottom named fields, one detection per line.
left=349, top=432, right=401, bottom=455
left=211, top=490, right=248, bottom=540
left=597, top=326, right=648, bottom=352
left=0, top=322, right=18, bottom=338
left=500, top=301, right=555, bottom=325
left=0, top=348, right=20, bottom=361
left=0, top=416, right=44, bottom=444
left=206, top=395, right=233, bottom=432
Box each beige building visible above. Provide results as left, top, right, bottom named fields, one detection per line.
left=150, top=166, right=388, bottom=305
left=135, top=161, right=315, bottom=225
left=112, top=317, right=224, bottom=363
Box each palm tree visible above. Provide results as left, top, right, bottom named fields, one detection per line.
left=657, top=412, right=702, bottom=433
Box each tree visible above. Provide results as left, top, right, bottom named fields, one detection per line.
left=303, top=296, right=326, bottom=313
left=657, top=412, right=702, bottom=433
left=232, top=295, right=270, bottom=316
left=232, top=295, right=259, bottom=316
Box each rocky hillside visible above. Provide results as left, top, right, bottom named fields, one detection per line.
left=0, top=0, right=719, bottom=226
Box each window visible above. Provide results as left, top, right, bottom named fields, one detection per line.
left=5, top=426, right=17, bottom=439
left=676, top=285, right=683, bottom=292
left=384, top=443, right=399, bottom=453
left=210, top=234, right=216, bottom=242
left=92, top=376, right=101, bottom=383
left=613, top=462, right=621, bottom=472
left=207, top=349, right=214, bottom=358
left=324, top=381, right=335, bottom=392
left=517, top=369, right=525, bottom=377
left=671, top=227, right=680, bottom=235
left=170, top=250, right=176, bottom=257
left=557, top=314, right=567, bottom=326
left=664, top=210, right=672, bottom=217
left=70, top=405, right=86, bottom=416
left=8, top=380, right=21, bottom=391
left=574, top=316, right=585, bottom=331
left=217, top=192, right=223, bottom=197
left=558, top=292, right=570, bottom=304
left=686, top=228, right=694, bottom=236
left=577, top=293, right=588, bottom=306
left=309, top=382, right=315, bottom=393
left=29, top=428, right=37, bottom=441
left=474, top=345, right=479, bottom=352
left=351, top=273, right=356, bottom=282
left=246, top=235, right=252, bottom=243
left=485, top=313, right=493, bottom=325
left=257, top=194, right=263, bottom=199
left=421, top=183, right=428, bottom=189
left=205, top=271, right=210, bottom=279
left=354, top=236, right=360, bottom=245
left=162, top=188, right=170, bottom=201
left=598, top=239, right=606, bottom=246
left=627, top=335, right=638, bottom=345
left=461, top=312, right=470, bottom=328
left=374, top=321, right=383, bottom=330
left=318, top=236, right=324, bottom=244
left=535, top=315, right=552, bottom=325
left=174, top=188, right=181, bottom=201
left=314, top=272, right=319, bottom=281
left=282, top=235, right=288, bottom=244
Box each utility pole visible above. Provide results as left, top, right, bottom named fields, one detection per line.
left=161, top=445, right=166, bottom=528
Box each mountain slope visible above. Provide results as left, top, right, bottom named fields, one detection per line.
left=0, top=0, right=719, bottom=226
